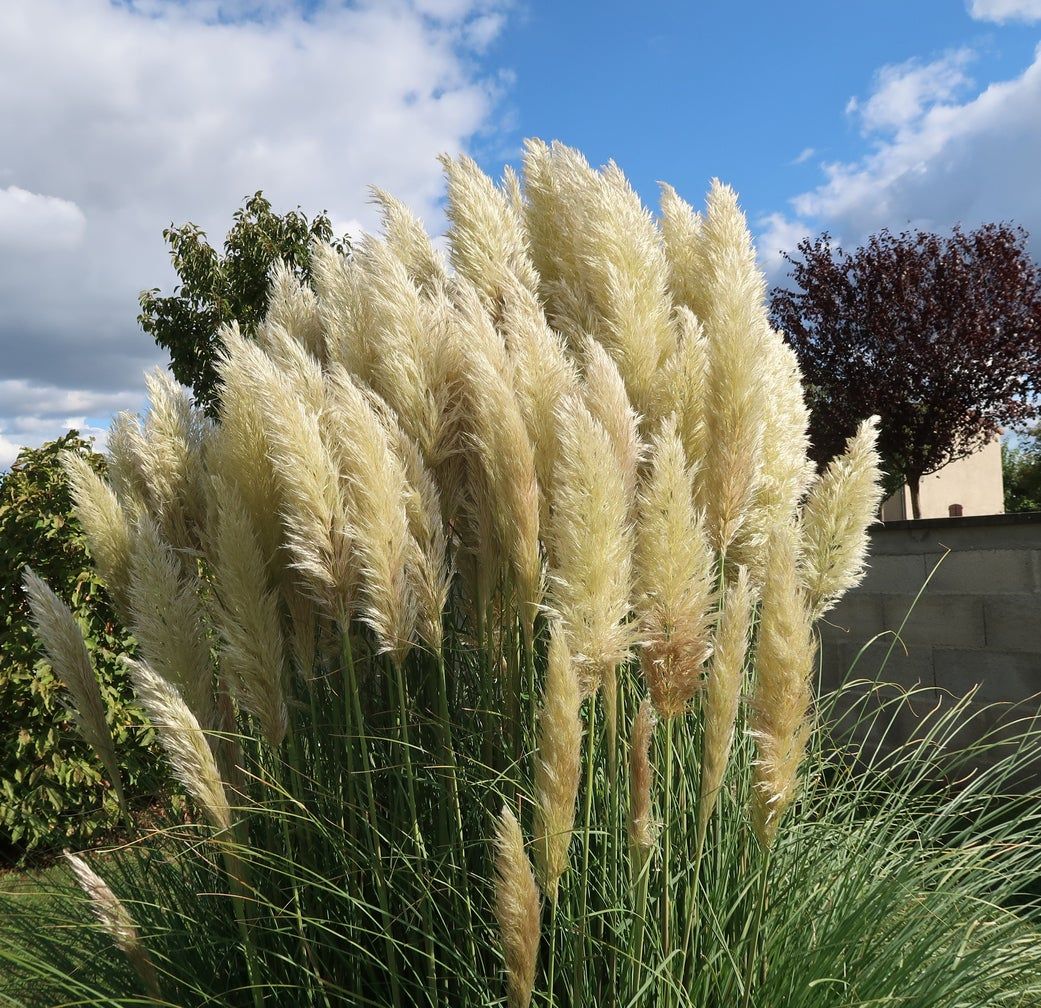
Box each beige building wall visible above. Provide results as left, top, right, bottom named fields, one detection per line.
left=880, top=438, right=1004, bottom=520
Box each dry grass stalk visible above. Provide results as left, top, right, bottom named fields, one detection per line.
left=749, top=524, right=817, bottom=846
left=23, top=569, right=127, bottom=814
left=65, top=852, right=161, bottom=997
left=629, top=698, right=658, bottom=853
left=532, top=620, right=583, bottom=901
left=635, top=416, right=716, bottom=718
left=698, top=565, right=755, bottom=845
left=493, top=805, right=541, bottom=1008
left=126, top=657, right=231, bottom=832
left=801, top=416, right=884, bottom=617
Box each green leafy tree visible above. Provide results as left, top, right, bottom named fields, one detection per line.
left=1002, top=427, right=1041, bottom=513
left=0, top=432, right=161, bottom=859
left=139, top=192, right=349, bottom=412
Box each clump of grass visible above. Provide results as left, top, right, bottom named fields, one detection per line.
left=5, top=141, right=1041, bottom=1008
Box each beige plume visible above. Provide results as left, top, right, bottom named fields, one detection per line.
left=23, top=569, right=127, bottom=814
left=493, top=805, right=541, bottom=1008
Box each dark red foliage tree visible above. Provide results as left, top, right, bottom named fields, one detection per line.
left=770, top=224, right=1041, bottom=518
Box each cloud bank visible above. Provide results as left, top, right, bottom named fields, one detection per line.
left=0, top=0, right=510, bottom=467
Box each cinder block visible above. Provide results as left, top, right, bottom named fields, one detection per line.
left=881, top=595, right=986, bottom=649
left=859, top=553, right=928, bottom=595
left=823, top=637, right=933, bottom=690
left=924, top=549, right=1038, bottom=594
left=819, top=593, right=885, bottom=643
left=934, top=648, right=1041, bottom=704
left=983, top=595, right=1041, bottom=652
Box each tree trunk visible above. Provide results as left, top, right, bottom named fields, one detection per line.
left=908, top=475, right=922, bottom=520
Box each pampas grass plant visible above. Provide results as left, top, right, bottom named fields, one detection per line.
left=5, top=141, right=1041, bottom=1008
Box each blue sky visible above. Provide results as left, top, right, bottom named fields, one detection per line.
left=1, top=0, right=1041, bottom=464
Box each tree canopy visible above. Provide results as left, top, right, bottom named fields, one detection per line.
left=770, top=224, right=1041, bottom=517
left=139, top=192, right=349, bottom=412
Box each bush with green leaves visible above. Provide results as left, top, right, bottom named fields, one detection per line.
left=0, top=432, right=161, bottom=859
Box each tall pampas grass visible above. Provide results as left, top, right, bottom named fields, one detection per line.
left=21, top=142, right=1019, bottom=1008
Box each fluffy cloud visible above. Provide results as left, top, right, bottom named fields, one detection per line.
left=968, top=0, right=1041, bottom=23
left=760, top=42, right=1041, bottom=281
left=0, top=0, right=510, bottom=465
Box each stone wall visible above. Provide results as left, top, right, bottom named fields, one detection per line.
left=820, top=513, right=1041, bottom=751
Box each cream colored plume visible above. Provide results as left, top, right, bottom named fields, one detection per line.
left=370, top=186, right=447, bottom=294
left=654, top=308, right=708, bottom=471
left=253, top=318, right=325, bottom=412
left=493, top=805, right=541, bottom=1008
left=310, top=241, right=372, bottom=381
left=65, top=852, right=160, bottom=997
left=698, top=565, right=754, bottom=845
left=801, top=416, right=884, bottom=618
left=521, top=140, right=673, bottom=418
left=128, top=516, right=215, bottom=730
left=694, top=182, right=770, bottom=552
left=532, top=620, right=583, bottom=901
left=658, top=183, right=704, bottom=315
left=62, top=451, right=135, bottom=620
left=265, top=259, right=326, bottom=362
left=731, top=333, right=814, bottom=580
left=548, top=395, right=635, bottom=692
left=440, top=153, right=539, bottom=303
left=325, top=366, right=418, bottom=663
left=210, top=325, right=285, bottom=568
left=498, top=281, right=580, bottom=519
left=23, top=569, right=127, bottom=813
left=104, top=411, right=151, bottom=516
left=634, top=416, right=716, bottom=719
left=629, top=698, right=658, bottom=853
left=750, top=524, right=817, bottom=847
left=138, top=368, right=209, bottom=550
left=454, top=322, right=543, bottom=643
left=209, top=478, right=288, bottom=746
left=127, top=657, right=231, bottom=832
left=580, top=336, right=644, bottom=507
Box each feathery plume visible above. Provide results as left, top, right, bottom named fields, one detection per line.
left=455, top=323, right=543, bottom=642
left=253, top=319, right=326, bottom=412
left=548, top=395, right=636, bottom=692
left=325, top=366, right=418, bottom=662
left=750, top=524, right=817, bottom=847
left=653, top=308, right=708, bottom=470
left=371, top=186, right=448, bottom=294
left=265, top=259, right=326, bottom=362
left=127, top=657, right=231, bottom=832
left=629, top=698, right=658, bottom=853
left=128, top=516, right=215, bottom=729
left=658, top=182, right=705, bottom=317
left=696, top=181, right=770, bottom=552
left=532, top=620, right=583, bottom=901
left=580, top=336, right=644, bottom=507
left=440, top=153, right=540, bottom=303
left=801, top=416, right=884, bottom=618
left=634, top=416, right=716, bottom=719
left=62, top=451, right=135, bottom=620
left=209, top=478, right=289, bottom=746
left=23, top=569, right=127, bottom=813
left=698, top=566, right=754, bottom=845
left=493, top=805, right=541, bottom=1008
left=311, top=241, right=374, bottom=382
left=65, top=853, right=160, bottom=997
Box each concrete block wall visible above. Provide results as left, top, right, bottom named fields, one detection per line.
left=820, top=513, right=1041, bottom=755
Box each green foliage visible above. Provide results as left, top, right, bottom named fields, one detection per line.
left=0, top=433, right=161, bottom=860
left=1003, top=430, right=1041, bottom=513
left=138, top=192, right=349, bottom=412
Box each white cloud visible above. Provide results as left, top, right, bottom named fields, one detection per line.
left=763, top=42, right=1041, bottom=280
left=756, top=212, right=812, bottom=276
left=968, top=0, right=1041, bottom=23
left=0, top=0, right=510, bottom=465
left=791, top=147, right=815, bottom=165
left=0, top=187, right=86, bottom=251
left=848, top=50, right=974, bottom=134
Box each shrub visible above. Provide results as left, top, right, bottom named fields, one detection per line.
left=0, top=432, right=160, bottom=859
left=5, top=143, right=1041, bottom=1007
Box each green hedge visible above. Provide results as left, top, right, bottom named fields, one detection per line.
left=0, top=432, right=163, bottom=860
